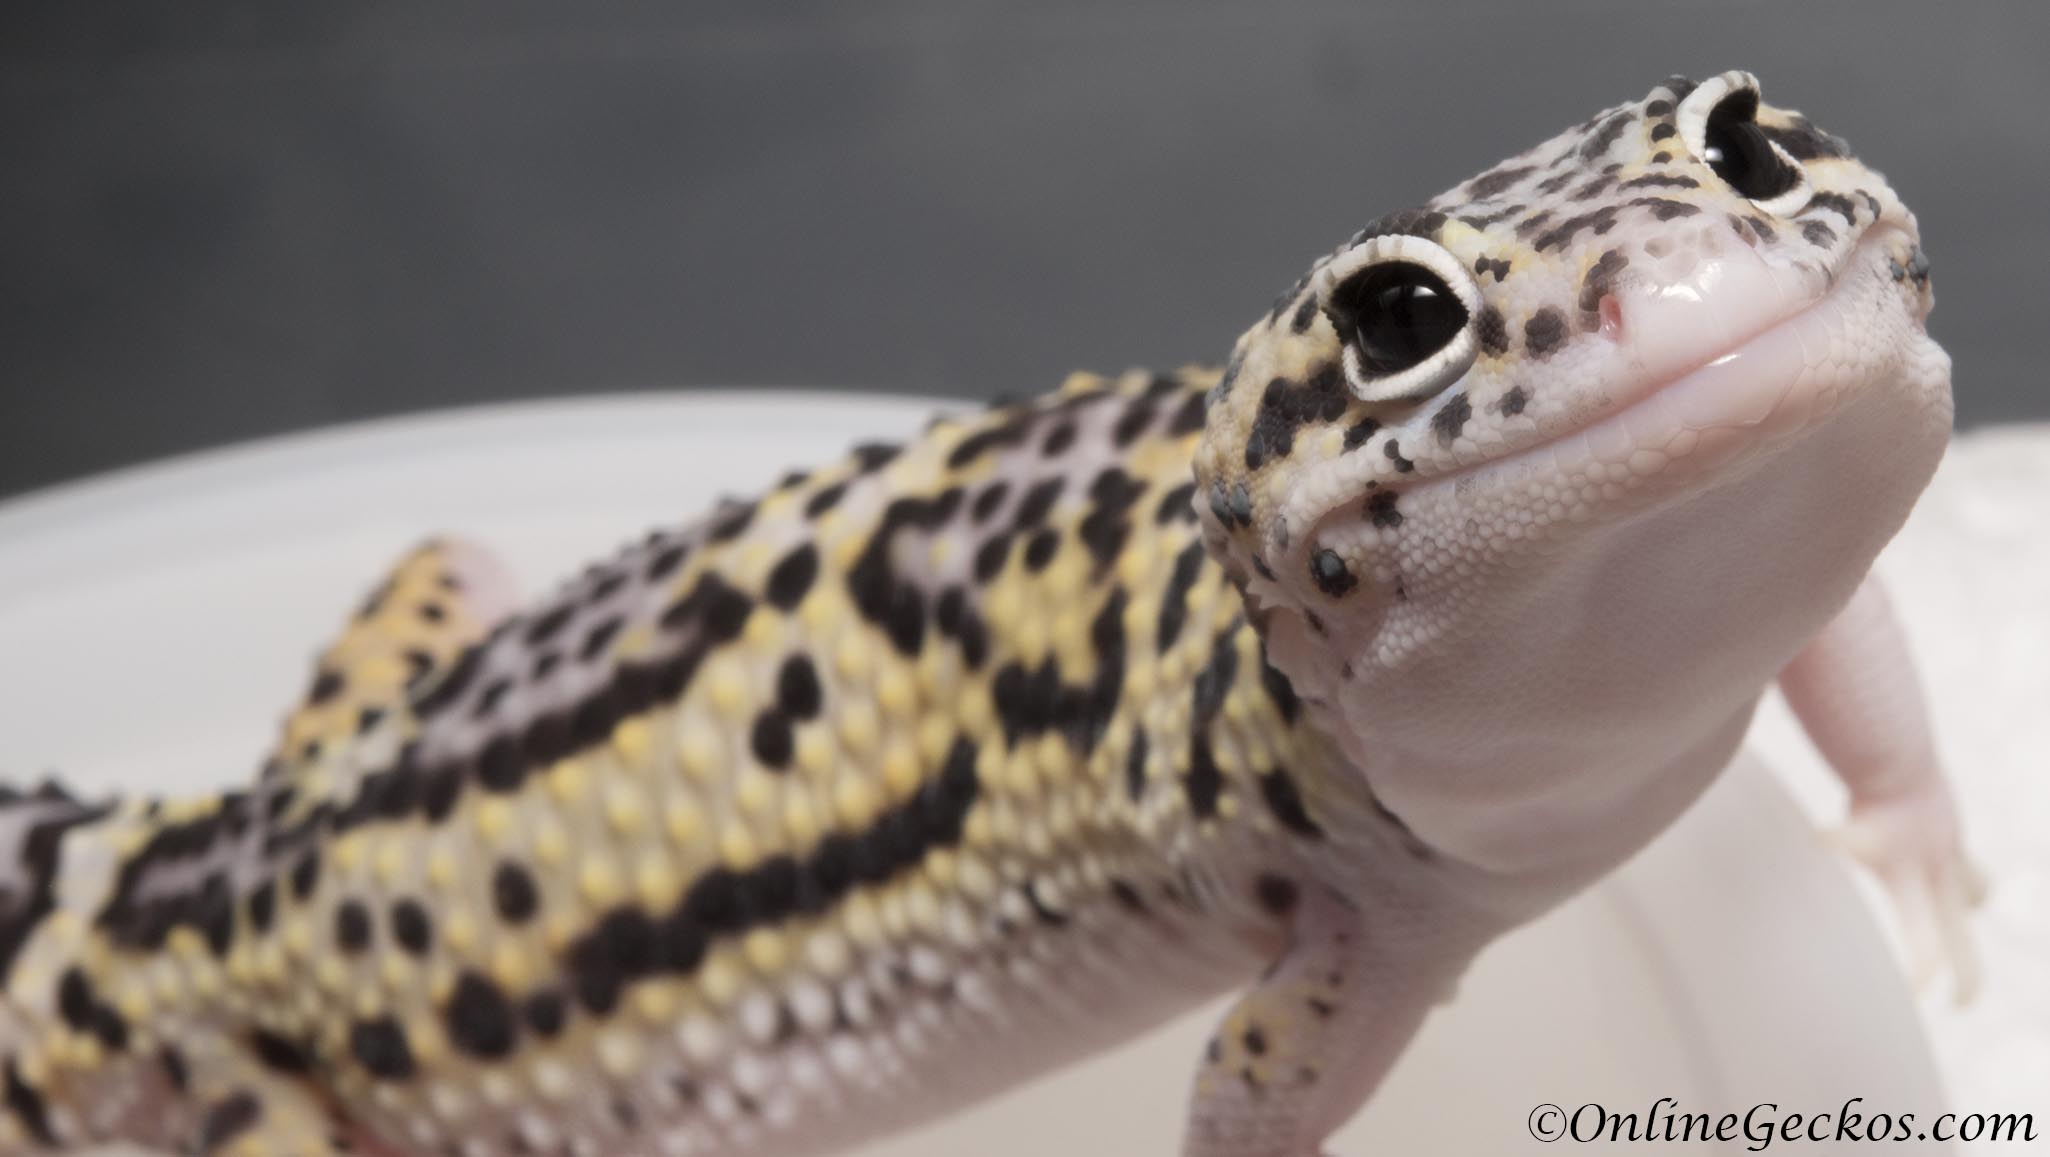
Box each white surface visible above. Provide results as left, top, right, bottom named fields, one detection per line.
left=2, top=394, right=2023, bottom=1154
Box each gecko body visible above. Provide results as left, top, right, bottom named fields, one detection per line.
left=0, top=73, right=1972, bottom=1157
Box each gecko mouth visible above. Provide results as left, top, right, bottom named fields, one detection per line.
left=1405, top=226, right=1919, bottom=502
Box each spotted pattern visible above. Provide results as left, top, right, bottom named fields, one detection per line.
left=0, top=72, right=1931, bottom=1157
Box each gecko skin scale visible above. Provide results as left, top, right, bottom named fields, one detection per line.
left=0, top=72, right=1972, bottom=1157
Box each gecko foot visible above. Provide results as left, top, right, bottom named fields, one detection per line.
left=1827, top=781, right=1987, bottom=1005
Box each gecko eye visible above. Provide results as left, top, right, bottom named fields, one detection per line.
left=1320, top=235, right=1482, bottom=403
left=1678, top=72, right=1809, bottom=216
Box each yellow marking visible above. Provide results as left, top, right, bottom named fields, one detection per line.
left=834, top=633, right=872, bottom=683
left=612, top=715, right=653, bottom=768
left=491, top=942, right=533, bottom=991
left=374, top=839, right=407, bottom=886
left=664, top=798, right=703, bottom=845
left=735, top=770, right=776, bottom=817
left=605, top=781, right=647, bottom=834
left=677, top=720, right=724, bottom=783
left=427, top=845, right=458, bottom=890
left=795, top=728, right=833, bottom=777
left=743, top=607, right=783, bottom=650
left=579, top=858, right=625, bottom=907
left=635, top=852, right=679, bottom=909
left=699, top=954, right=743, bottom=1006
left=837, top=699, right=880, bottom=754
left=444, top=910, right=479, bottom=956
left=547, top=758, right=590, bottom=806
left=881, top=742, right=920, bottom=797
left=877, top=665, right=915, bottom=718
left=782, top=792, right=820, bottom=846
left=743, top=928, right=787, bottom=974
left=632, top=982, right=677, bottom=1023
left=719, top=827, right=760, bottom=870
left=533, top=818, right=570, bottom=867
left=708, top=660, right=750, bottom=719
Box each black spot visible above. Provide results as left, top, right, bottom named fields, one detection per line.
left=1157, top=542, right=1208, bottom=653
left=645, top=541, right=690, bottom=581
left=1366, top=491, right=1403, bottom=529
left=525, top=991, right=566, bottom=1037
left=588, top=570, right=629, bottom=602
left=1154, top=481, right=1197, bottom=524
left=1012, top=478, right=1065, bottom=530
left=1577, top=248, right=1630, bottom=330
left=475, top=734, right=526, bottom=793
left=946, top=416, right=1032, bottom=469
left=289, top=852, right=320, bottom=900
left=973, top=534, right=1012, bottom=583
left=1112, top=398, right=1158, bottom=447
left=1582, top=111, right=1631, bottom=160
left=1430, top=393, right=1471, bottom=447
left=411, top=641, right=487, bottom=719
left=306, top=667, right=345, bottom=706
left=1166, top=390, right=1207, bottom=436
left=493, top=861, right=540, bottom=924
left=1475, top=305, right=1510, bottom=356
left=246, top=879, right=276, bottom=934
left=1259, top=770, right=1325, bottom=838
left=1342, top=417, right=1381, bottom=451
left=418, top=600, right=447, bottom=624
left=1256, top=642, right=1301, bottom=724
left=1289, top=293, right=1319, bottom=333
left=1022, top=528, right=1060, bottom=571
left=1192, top=629, right=1239, bottom=724
left=1110, top=879, right=1149, bottom=914
left=1801, top=219, right=1837, bottom=248
left=1630, top=195, right=1699, bottom=222
left=804, top=481, right=849, bottom=518
left=1243, top=1026, right=1268, bottom=1056
left=1243, top=366, right=1349, bottom=472
left=1499, top=385, right=1530, bottom=416
left=1022, top=881, right=1069, bottom=927
left=1649, top=122, right=1677, bottom=142
left=751, top=711, right=795, bottom=770
left=1040, top=420, right=1077, bottom=456
left=761, top=543, right=820, bottom=612
left=1310, top=549, right=1356, bottom=597
left=1186, top=735, right=1223, bottom=819
left=1077, top=467, right=1148, bottom=570
left=161, top=1045, right=190, bottom=1091
left=1466, top=164, right=1534, bottom=199
left=1524, top=308, right=1567, bottom=357
left=970, top=482, right=1010, bottom=524
left=1352, top=206, right=1448, bottom=243
left=350, top=1018, right=416, bottom=1080
left=1255, top=874, right=1299, bottom=916
left=391, top=899, right=432, bottom=955
left=1805, top=191, right=1859, bottom=226
left=707, top=501, right=756, bottom=543
left=852, top=441, right=902, bottom=473
left=250, top=1028, right=312, bottom=1074
left=335, top=900, right=371, bottom=952
left=776, top=655, right=824, bottom=719
left=198, top=1091, right=262, bottom=1150
left=445, top=972, right=519, bottom=1060
left=1125, top=730, right=1150, bottom=802
left=1620, top=173, right=1698, bottom=190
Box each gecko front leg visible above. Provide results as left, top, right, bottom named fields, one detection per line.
left=1780, top=573, right=1984, bottom=1000
left=1181, top=877, right=1481, bottom=1157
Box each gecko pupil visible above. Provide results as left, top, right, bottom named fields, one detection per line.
left=1328, top=262, right=1468, bottom=377
left=1701, top=90, right=1797, bottom=201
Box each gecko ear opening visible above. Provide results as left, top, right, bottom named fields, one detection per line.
left=1319, top=235, right=1482, bottom=404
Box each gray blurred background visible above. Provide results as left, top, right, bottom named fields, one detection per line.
left=1, top=0, right=2042, bottom=499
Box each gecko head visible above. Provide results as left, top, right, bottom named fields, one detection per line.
left=1193, top=71, right=1951, bottom=668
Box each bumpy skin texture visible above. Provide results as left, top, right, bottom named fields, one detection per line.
left=0, top=73, right=1968, bottom=1157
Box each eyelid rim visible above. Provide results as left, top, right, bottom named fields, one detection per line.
left=1317, top=234, right=1484, bottom=404
left=1677, top=70, right=1812, bottom=218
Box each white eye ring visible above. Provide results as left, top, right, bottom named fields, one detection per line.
left=1316, top=234, right=1483, bottom=404
left=1676, top=71, right=1811, bottom=218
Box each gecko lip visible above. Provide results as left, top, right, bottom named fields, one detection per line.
left=1401, top=226, right=1913, bottom=502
